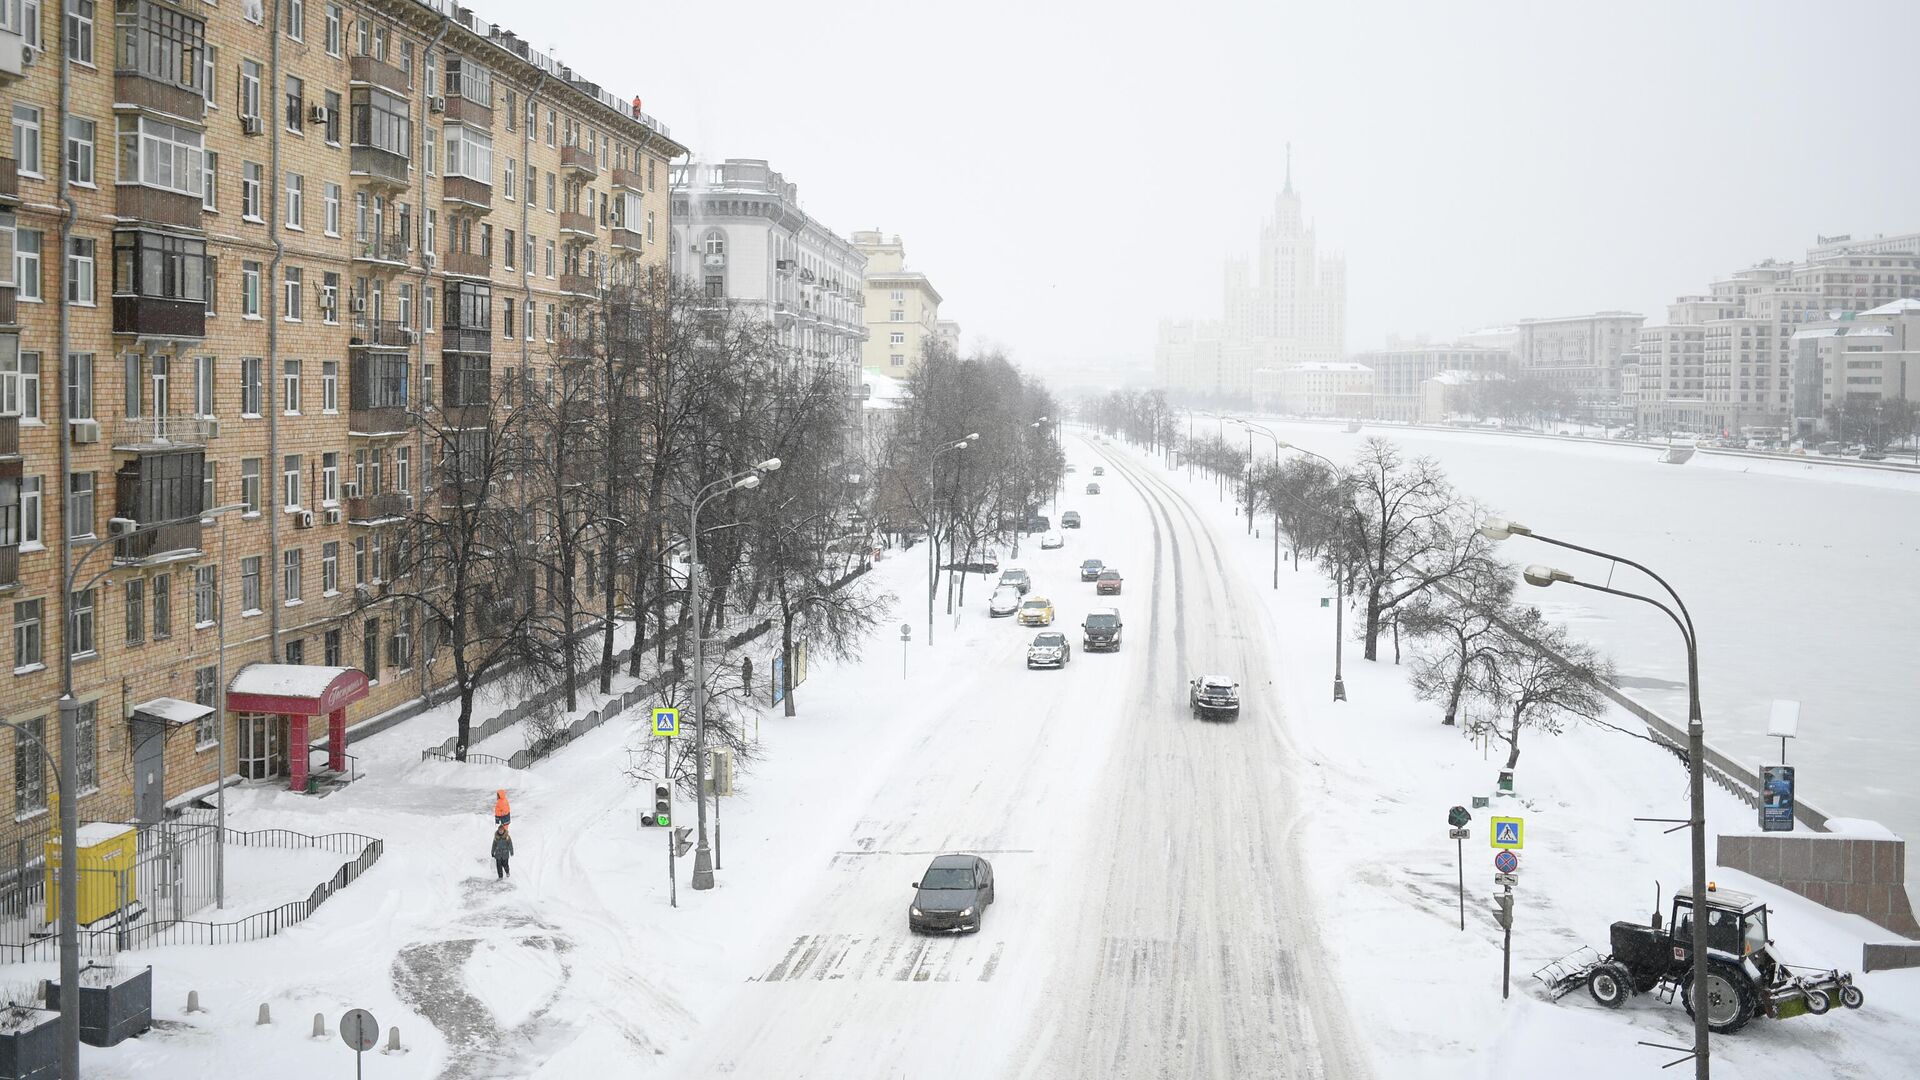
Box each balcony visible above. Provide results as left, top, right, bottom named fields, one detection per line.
left=443, top=94, right=492, bottom=128
left=442, top=249, right=492, bottom=279
left=441, top=327, right=491, bottom=355
left=559, top=145, right=598, bottom=179
left=113, top=295, right=206, bottom=340
left=348, top=491, right=410, bottom=523
left=0, top=545, right=16, bottom=592
left=114, top=71, right=205, bottom=123
left=114, top=518, right=203, bottom=565
left=0, top=415, right=15, bottom=459
left=351, top=319, right=415, bottom=349
left=0, top=288, right=14, bottom=327
left=610, top=165, right=642, bottom=193
left=113, top=415, right=211, bottom=450
left=558, top=211, right=596, bottom=240
left=350, top=146, right=411, bottom=189
left=353, top=233, right=410, bottom=267
left=0, top=156, right=16, bottom=204
left=556, top=338, right=594, bottom=361
left=349, top=55, right=409, bottom=95
left=116, top=185, right=203, bottom=231
left=558, top=273, right=598, bottom=298
left=348, top=403, right=411, bottom=436
left=610, top=226, right=644, bottom=253
left=441, top=175, right=493, bottom=211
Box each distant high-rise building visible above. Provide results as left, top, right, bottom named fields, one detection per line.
left=1157, top=151, right=1345, bottom=401
left=854, top=232, right=943, bottom=378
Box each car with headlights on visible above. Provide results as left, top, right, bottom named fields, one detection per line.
left=1096, top=569, right=1123, bottom=595
left=1017, top=596, right=1055, bottom=626
left=908, top=854, right=995, bottom=934
left=989, top=586, right=1022, bottom=618
left=1189, top=674, right=1241, bottom=720
left=1080, top=558, right=1105, bottom=582
left=1026, top=631, right=1072, bottom=668
left=1041, top=530, right=1064, bottom=550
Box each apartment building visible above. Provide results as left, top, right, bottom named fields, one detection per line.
left=1789, top=299, right=1920, bottom=434
left=0, top=0, right=683, bottom=830
left=853, top=231, right=940, bottom=377
left=1274, top=361, right=1372, bottom=418
left=1350, top=344, right=1513, bottom=422
left=1512, top=312, right=1644, bottom=418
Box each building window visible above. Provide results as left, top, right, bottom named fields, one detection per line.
left=193, top=665, right=217, bottom=746
left=352, top=535, right=366, bottom=583
left=890, top=332, right=904, bottom=345
left=324, top=2, right=341, bottom=54
left=240, top=457, right=260, bottom=513
left=67, top=588, right=96, bottom=657
left=65, top=352, right=93, bottom=421
left=283, top=267, right=302, bottom=321
left=285, top=74, right=304, bottom=133
left=19, top=477, right=41, bottom=547
left=65, top=117, right=95, bottom=186
left=113, top=231, right=208, bottom=308
left=10, top=106, right=41, bottom=178
left=322, top=361, right=338, bottom=412
left=285, top=172, right=304, bottom=227
left=503, top=158, right=515, bottom=201
left=324, top=628, right=340, bottom=666
left=284, top=0, right=303, bottom=41
left=284, top=638, right=303, bottom=664
left=12, top=600, right=43, bottom=673
left=283, top=548, right=302, bottom=602
left=362, top=619, right=379, bottom=680
left=201, top=149, right=217, bottom=209
left=240, top=59, right=262, bottom=122
left=114, top=114, right=205, bottom=200
left=67, top=238, right=96, bottom=305
left=241, top=261, right=261, bottom=317
left=321, top=452, right=339, bottom=502
left=124, top=578, right=145, bottom=645
left=153, top=574, right=171, bottom=640
left=13, top=715, right=46, bottom=817
left=71, top=700, right=97, bottom=792
left=283, top=453, right=301, bottom=508
left=322, top=541, right=339, bottom=593
left=194, top=356, right=215, bottom=416
left=323, top=90, right=341, bottom=144
left=65, top=0, right=93, bottom=64
left=240, top=356, right=262, bottom=414
left=241, top=161, right=263, bottom=221
left=66, top=472, right=94, bottom=538
left=444, top=126, right=492, bottom=183
left=889, top=310, right=904, bottom=322
left=349, top=86, right=412, bottom=159
left=12, top=228, right=41, bottom=301
left=890, top=354, right=905, bottom=367
left=194, top=565, right=216, bottom=625
left=240, top=556, right=261, bottom=613
left=323, top=182, right=341, bottom=235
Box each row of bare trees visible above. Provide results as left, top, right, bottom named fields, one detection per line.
left=1169, top=430, right=1612, bottom=772
left=378, top=269, right=888, bottom=764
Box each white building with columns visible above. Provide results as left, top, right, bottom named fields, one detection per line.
left=669, top=159, right=868, bottom=378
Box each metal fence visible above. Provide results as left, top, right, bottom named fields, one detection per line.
left=0, top=820, right=383, bottom=964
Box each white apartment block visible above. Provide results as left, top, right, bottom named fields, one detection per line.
left=1273, top=362, right=1372, bottom=418
left=1513, top=312, right=1644, bottom=418
left=669, top=159, right=868, bottom=380
left=1789, top=299, right=1920, bottom=435
left=1350, top=345, right=1514, bottom=422
left=854, top=232, right=942, bottom=377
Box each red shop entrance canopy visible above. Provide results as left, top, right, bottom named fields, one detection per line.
left=226, top=664, right=370, bottom=716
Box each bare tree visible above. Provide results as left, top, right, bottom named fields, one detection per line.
left=1402, top=560, right=1516, bottom=725
left=1470, top=607, right=1613, bottom=772
left=1345, top=438, right=1496, bottom=661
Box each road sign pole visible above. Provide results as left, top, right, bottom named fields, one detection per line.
left=1501, top=886, right=1514, bottom=1000
left=1457, top=836, right=1465, bottom=932
left=667, top=734, right=676, bottom=908
left=714, top=772, right=722, bottom=871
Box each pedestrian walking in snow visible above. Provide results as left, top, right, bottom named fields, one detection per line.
left=494, top=789, right=511, bottom=826
left=741, top=655, right=754, bottom=697
left=492, top=825, right=514, bottom=879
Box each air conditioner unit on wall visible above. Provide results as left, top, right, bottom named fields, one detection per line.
left=70, top=419, right=100, bottom=444
left=296, top=510, right=316, bottom=529
left=351, top=296, right=366, bottom=313
left=343, top=481, right=361, bottom=498
left=204, top=418, right=221, bottom=438
left=310, top=105, right=330, bottom=125
left=325, top=507, right=342, bottom=525
left=241, top=116, right=264, bottom=136
left=430, top=96, right=446, bottom=113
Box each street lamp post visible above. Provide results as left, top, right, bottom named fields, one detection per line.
left=1231, top=420, right=1285, bottom=587
left=689, top=458, right=781, bottom=891
left=201, top=503, right=247, bottom=909
left=926, top=436, right=976, bottom=646
left=1483, top=517, right=1709, bottom=1080
left=1273, top=440, right=1348, bottom=699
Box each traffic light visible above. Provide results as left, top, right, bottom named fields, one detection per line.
left=642, top=782, right=671, bottom=827
left=1493, top=891, right=1514, bottom=930
left=672, top=827, right=693, bottom=858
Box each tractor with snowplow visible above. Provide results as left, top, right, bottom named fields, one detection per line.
left=1534, top=883, right=1862, bottom=1033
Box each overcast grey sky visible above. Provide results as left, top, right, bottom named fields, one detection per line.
left=485, top=0, right=1919, bottom=370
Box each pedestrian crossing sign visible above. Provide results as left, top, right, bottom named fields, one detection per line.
left=652, top=708, right=680, bottom=737
left=1490, top=817, right=1524, bottom=849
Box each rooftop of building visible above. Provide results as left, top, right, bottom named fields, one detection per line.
left=1516, top=311, right=1645, bottom=326
left=862, top=370, right=910, bottom=409
left=1294, top=361, right=1373, bottom=373
left=1862, top=298, right=1920, bottom=317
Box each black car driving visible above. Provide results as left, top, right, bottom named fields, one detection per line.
left=909, top=854, right=996, bottom=933
left=1190, top=674, right=1241, bottom=720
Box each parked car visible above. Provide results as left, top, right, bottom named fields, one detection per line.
left=998, top=568, right=1031, bottom=595
left=1096, top=569, right=1123, bottom=595
left=1065, top=464, right=1078, bottom=474
left=908, top=854, right=995, bottom=934
left=943, top=549, right=1001, bottom=574
left=1080, top=558, right=1105, bottom=582
left=989, top=586, right=1022, bottom=618
left=1017, top=596, right=1055, bottom=626
left=1085, top=483, right=1101, bottom=495
left=1082, top=607, right=1123, bottom=652
left=1060, top=510, right=1082, bottom=529
left=1024, top=514, right=1051, bottom=533
left=1041, top=530, right=1065, bottom=550
left=1092, top=466, right=1105, bottom=476
left=1189, top=674, right=1241, bottom=720
left=1859, top=449, right=1889, bottom=461
left=1026, top=632, right=1072, bottom=669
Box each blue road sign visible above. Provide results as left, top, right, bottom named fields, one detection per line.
left=1491, top=817, right=1524, bottom=849
left=651, top=707, right=680, bottom=737
left=1494, top=850, right=1519, bottom=874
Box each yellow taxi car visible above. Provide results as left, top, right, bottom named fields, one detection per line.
left=1017, top=596, right=1056, bottom=627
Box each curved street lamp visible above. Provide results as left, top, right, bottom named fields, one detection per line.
left=1488, top=519, right=1709, bottom=1079
left=689, top=457, right=780, bottom=891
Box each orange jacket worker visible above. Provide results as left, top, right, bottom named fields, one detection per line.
left=495, top=790, right=511, bottom=825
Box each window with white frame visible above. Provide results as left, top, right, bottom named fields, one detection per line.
left=324, top=3, right=340, bottom=55
left=284, top=0, right=303, bottom=41
left=12, top=714, right=46, bottom=815
left=444, top=126, right=492, bottom=184
left=285, top=172, right=303, bottom=227
left=65, top=0, right=92, bottom=65
left=241, top=161, right=262, bottom=220
left=13, top=228, right=41, bottom=301
left=239, top=457, right=260, bottom=512
left=324, top=182, right=341, bottom=235
left=240, top=356, right=261, bottom=414
left=65, top=117, right=95, bottom=186
left=67, top=237, right=95, bottom=305
left=322, top=541, right=339, bottom=593
left=65, top=352, right=92, bottom=420
left=284, top=73, right=304, bottom=133
left=194, top=566, right=216, bottom=625
left=283, top=266, right=302, bottom=320
left=239, top=59, right=262, bottom=121
left=282, top=358, right=301, bottom=414
left=11, top=106, right=42, bottom=178
left=201, top=149, right=217, bottom=209
left=322, top=360, right=338, bottom=412
left=12, top=599, right=43, bottom=673
left=241, top=260, right=261, bottom=317
left=321, top=453, right=338, bottom=501
left=239, top=556, right=261, bottom=613
left=321, top=271, right=339, bottom=322
left=115, top=115, right=204, bottom=198
left=67, top=588, right=96, bottom=657
left=283, top=453, right=301, bottom=508
left=283, top=548, right=302, bottom=603
left=194, top=355, right=214, bottom=416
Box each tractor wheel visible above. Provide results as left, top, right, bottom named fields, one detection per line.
left=1840, top=984, right=1864, bottom=1009
left=1804, top=989, right=1831, bottom=1015
left=1586, top=963, right=1633, bottom=1009
left=1681, top=958, right=1758, bottom=1035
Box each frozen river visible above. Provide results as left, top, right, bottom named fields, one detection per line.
left=1235, top=419, right=1920, bottom=880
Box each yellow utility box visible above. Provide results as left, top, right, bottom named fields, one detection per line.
left=44, top=823, right=138, bottom=927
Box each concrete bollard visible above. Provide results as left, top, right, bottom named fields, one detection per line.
left=257, top=1003, right=272, bottom=1026
left=186, top=990, right=205, bottom=1013
left=383, top=1025, right=405, bottom=1054
left=312, top=1012, right=328, bottom=1038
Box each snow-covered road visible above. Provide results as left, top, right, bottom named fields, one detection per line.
left=683, top=436, right=1366, bottom=1079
